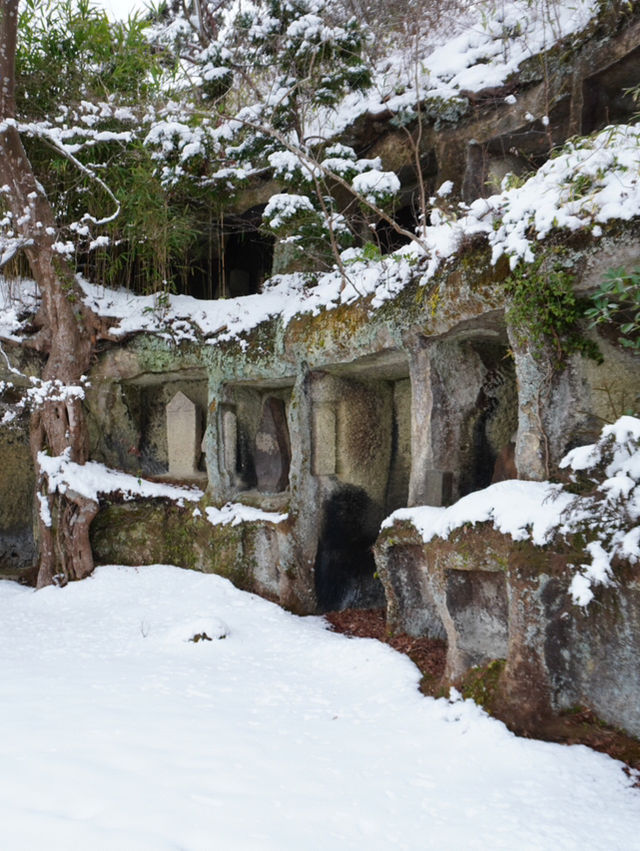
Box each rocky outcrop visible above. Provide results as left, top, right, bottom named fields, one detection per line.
left=375, top=520, right=640, bottom=738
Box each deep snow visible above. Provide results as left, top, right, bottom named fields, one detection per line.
left=0, top=564, right=638, bottom=850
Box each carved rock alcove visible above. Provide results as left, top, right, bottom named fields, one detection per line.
left=220, top=381, right=293, bottom=497
left=408, top=333, right=518, bottom=508
left=254, top=396, right=291, bottom=493
left=309, top=352, right=411, bottom=611
left=86, top=370, right=208, bottom=479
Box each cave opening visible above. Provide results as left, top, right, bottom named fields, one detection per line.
left=311, top=357, right=411, bottom=612
left=185, top=205, right=274, bottom=300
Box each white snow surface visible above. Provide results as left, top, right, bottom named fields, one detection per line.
left=0, top=563, right=638, bottom=850
left=205, top=503, right=288, bottom=526
left=384, top=417, right=640, bottom=608
left=5, top=116, right=640, bottom=353
left=297, top=0, right=600, bottom=140
left=560, top=415, right=640, bottom=604
left=383, top=480, right=572, bottom=546
left=0, top=275, right=39, bottom=341
left=75, top=254, right=416, bottom=345
left=71, top=120, right=640, bottom=347
left=38, top=452, right=203, bottom=504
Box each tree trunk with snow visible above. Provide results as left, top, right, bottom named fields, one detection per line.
left=0, top=0, right=98, bottom=586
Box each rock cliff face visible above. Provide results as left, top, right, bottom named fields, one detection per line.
left=78, top=218, right=640, bottom=734
left=2, top=8, right=640, bottom=734
left=375, top=520, right=640, bottom=737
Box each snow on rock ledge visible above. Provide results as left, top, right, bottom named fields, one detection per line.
left=205, top=503, right=288, bottom=527
left=382, top=417, right=640, bottom=607
left=382, top=480, right=572, bottom=547
left=38, top=452, right=203, bottom=506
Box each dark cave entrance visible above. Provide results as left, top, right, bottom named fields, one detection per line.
left=185, top=205, right=274, bottom=300
left=314, top=484, right=384, bottom=612
left=458, top=339, right=518, bottom=498
left=310, top=356, right=410, bottom=612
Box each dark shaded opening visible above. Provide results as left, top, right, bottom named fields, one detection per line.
left=224, top=384, right=293, bottom=494
left=186, top=206, right=274, bottom=300
left=486, top=98, right=572, bottom=172
left=236, top=421, right=257, bottom=489
left=314, top=484, right=385, bottom=612
left=375, top=204, right=417, bottom=253
left=582, top=46, right=640, bottom=135
left=459, top=340, right=518, bottom=498
left=466, top=385, right=499, bottom=492
left=384, top=377, right=411, bottom=513
left=255, top=396, right=291, bottom=493
left=137, top=385, right=167, bottom=476
left=0, top=528, right=36, bottom=577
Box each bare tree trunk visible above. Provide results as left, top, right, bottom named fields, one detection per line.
left=0, top=0, right=98, bottom=586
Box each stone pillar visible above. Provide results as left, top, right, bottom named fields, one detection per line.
left=408, top=338, right=486, bottom=506
left=509, top=329, right=596, bottom=480
left=286, top=367, right=323, bottom=610
left=408, top=344, right=436, bottom=505
left=166, top=390, right=200, bottom=477
left=507, top=330, right=552, bottom=481
left=220, top=404, right=238, bottom=484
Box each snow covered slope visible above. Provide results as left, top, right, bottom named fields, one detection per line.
left=0, top=565, right=637, bottom=850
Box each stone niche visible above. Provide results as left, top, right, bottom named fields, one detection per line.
left=309, top=351, right=412, bottom=611
left=375, top=525, right=510, bottom=683
left=166, top=391, right=203, bottom=478
left=409, top=333, right=518, bottom=507
left=220, top=380, right=293, bottom=496
left=88, top=371, right=208, bottom=478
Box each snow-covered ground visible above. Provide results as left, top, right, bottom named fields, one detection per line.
left=0, top=564, right=638, bottom=850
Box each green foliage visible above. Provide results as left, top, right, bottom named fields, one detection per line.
left=10, top=0, right=389, bottom=295
left=585, top=266, right=640, bottom=352
left=13, top=0, right=212, bottom=297
left=505, top=249, right=602, bottom=365
left=261, top=193, right=354, bottom=270
left=236, top=0, right=372, bottom=126
left=16, top=0, right=162, bottom=116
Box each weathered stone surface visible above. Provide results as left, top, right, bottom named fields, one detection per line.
left=84, top=353, right=208, bottom=477
left=311, top=404, right=336, bottom=475
left=385, top=378, right=412, bottom=513
left=375, top=521, right=640, bottom=737
left=91, top=499, right=299, bottom=606
left=445, top=569, right=509, bottom=676
left=255, top=396, right=291, bottom=492
left=375, top=528, right=446, bottom=639
left=221, top=405, right=238, bottom=480
left=167, top=391, right=200, bottom=477
left=407, top=335, right=517, bottom=504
